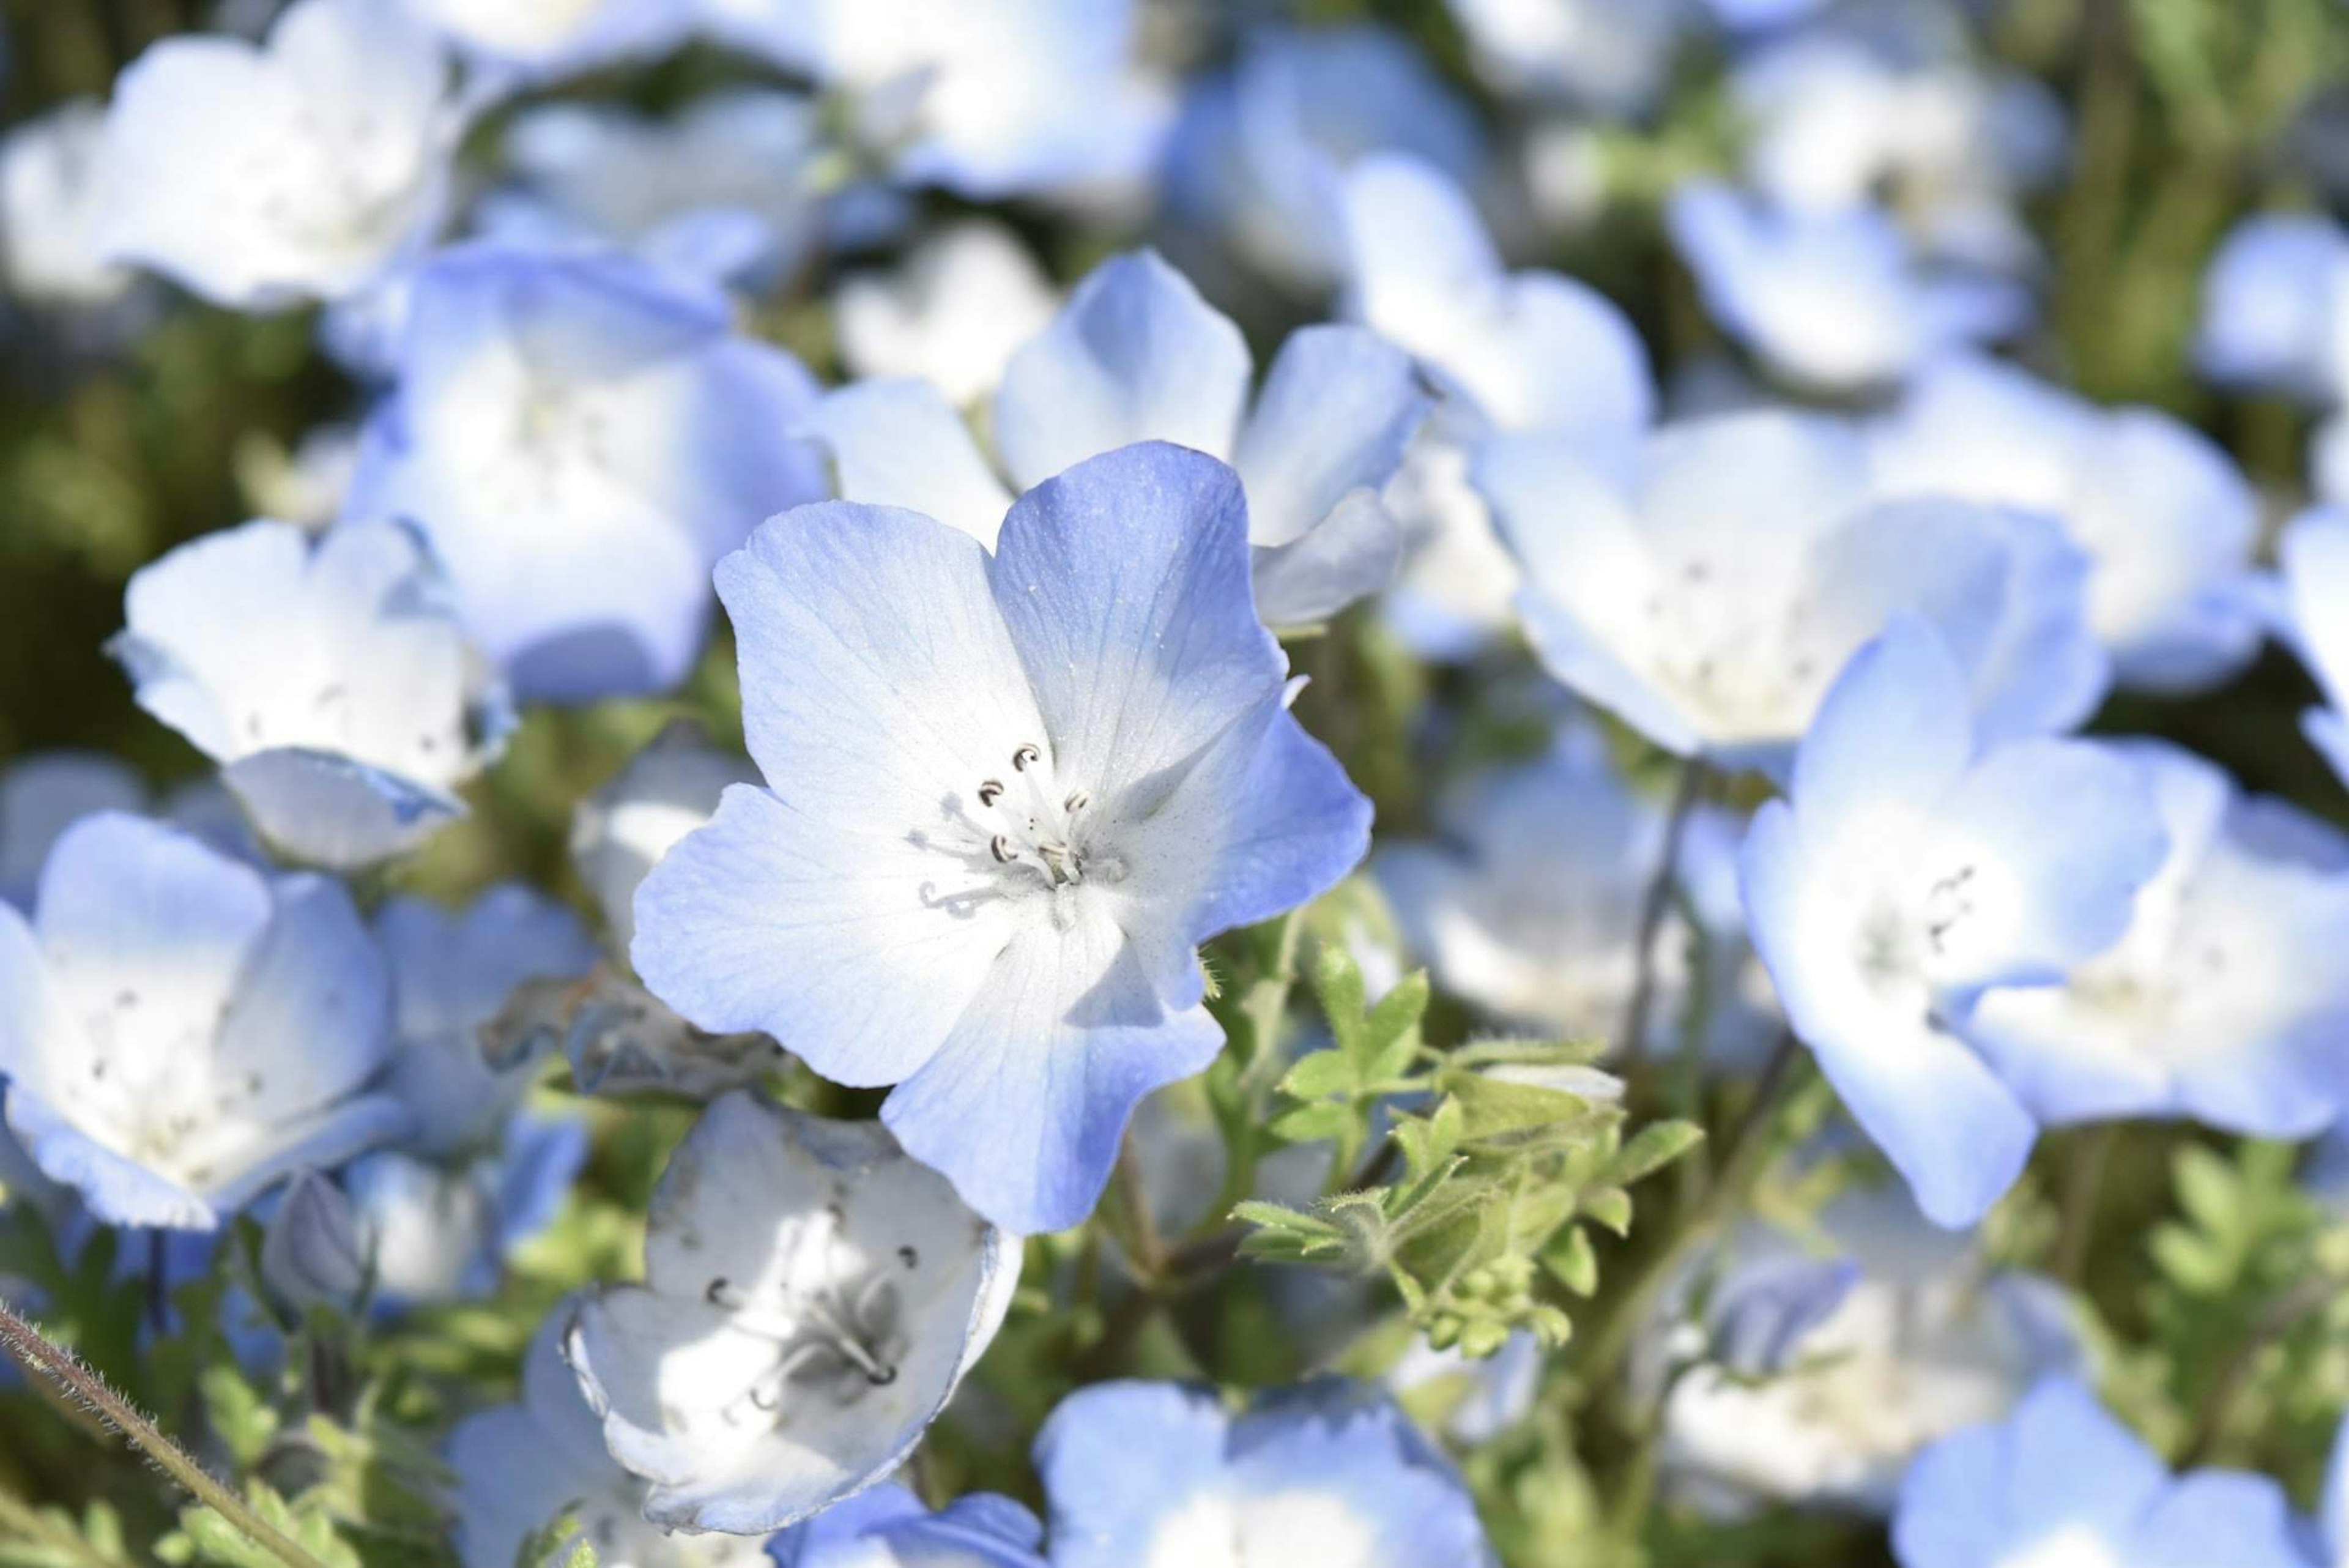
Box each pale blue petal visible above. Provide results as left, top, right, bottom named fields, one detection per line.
left=634, top=502, right=1044, bottom=1084
left=33, top=812, right=272, bottom=1079
left=4, top=1089, right=215, bottom=1230
left=490, top=1112, right=588, bottom=1257
left=1232, top=325, right=1428, bottom=549
left=2133, top=1473, right=2306, bottom=1568
left=1037, top=1382, right=1258, bottom=1567
left=376, top=886, right=596, bottom=1157
left=1921, top=740, right=2169, bottom=994
left=801, top=378, right=1014, bottom=546
left=2195, top=214, right=2349, bottom=400
left=1741, top=799, right=2038, bottom=1228
left=988, top=444, right=1283, bottom=801
left=1893, top=1379, right=2167, bottom=1568
left=1039, top=1379, right=1490, bottom=1568
left=1250, top=490, right=1407, bottom=626
left=993, top=251, right=1251, bottom=491
left=1789, top=614, right=1975, bottom=851
left=883, top=904, right=1224, bottom=1235
left=221, top=749, right=462, bottom=869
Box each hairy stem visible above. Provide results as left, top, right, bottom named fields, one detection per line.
left=0, top=1299, right=330, bottom=1568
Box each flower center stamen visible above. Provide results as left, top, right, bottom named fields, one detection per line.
left=978, top=740, right=1095, bottom=889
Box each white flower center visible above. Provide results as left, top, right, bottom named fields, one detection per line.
left=703, top=1210, right=921, bottom=1425
left=970, top=741, right=1126, bottom=898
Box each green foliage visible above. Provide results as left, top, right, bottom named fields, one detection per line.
left=1238, top=947, right=1704, bottom=1358
left=512, top=1511, right=598, bottom=1568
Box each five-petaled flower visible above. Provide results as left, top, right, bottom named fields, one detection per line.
left=633, top=441, right=1373, bottom=1233
left=1738, top=615, right=2169, bottom=1227
left=565, top=1091, right=1022, bottom=1535
left=0, top=812, right=407, bottom=1231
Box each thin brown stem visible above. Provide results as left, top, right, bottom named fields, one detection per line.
left=0, top=1298, right=330, bottom=1568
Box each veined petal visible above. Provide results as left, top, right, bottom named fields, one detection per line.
left=989, top=444, right=1286, bottom=804
left=883, top=901, right=1225, bottom=1234
left=993, top=251, right=1251, bottom=490
left=1115, top=696, right=1371, bottom=1006
left=632, top=786, right=1017, bottom=1088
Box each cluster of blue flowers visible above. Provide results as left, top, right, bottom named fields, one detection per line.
left=1, top=0, right=2347, bottom=1564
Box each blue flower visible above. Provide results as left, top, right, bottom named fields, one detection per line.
left=477, top=92, right=825, bottom=291
left=565, top=1092, right=1021, bottom=1535
left=2281, top=508, right=2349, bottom=789
left=1893, top=1380, right=2307, bottom=1568
left=1965, top=741, right=2349, bottom=1139
left=1477, top=409, right=2107, bottom=776
left=343, top=243, right=827, bottom=704
left=448, top=1295, right=782, bottom=1568
left=340, top=1113, right=588, bottom=1310
left=0, top=813, right=407, bottom=1231
left=1339, top=154, right=1655, bottom=442
left=111, top=518, right=508, bottom=869
left=807, top=248, right=1429, bottom=626
left=1739, top=617, right=2169, bottom=1226
left=1036, top=1379, right=1495, bottom=1568
left=633, top=444, right=1371, bottom=1232
left=1666, top=180, right=2030, bottom=390
left=97, top=0, right=461, bottom=310
left=1869, top=355, right=2265, bottom=691
left=1163, top=24, right=1486, bottom=292
left=1649, top=1186, right=2084, bottom=1516
left=770, top=1482, right=1044, bottom=1568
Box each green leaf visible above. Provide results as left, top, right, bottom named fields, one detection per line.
left=1609, top=1120, right=1705, bottom=1186
left=1584, top=1186, right=1634, bottom=1237
left=1448, top=1074, right=1611, bottom=1145
left=1362, top=970, right=1430, bottom=1072
left=1314, top=945, right=1368, bottom=1066
left=1269, top=1101, right=1356, bottom=1145
left=1541, top=1226, right=1600, bottom=1298
left=1277, top=1050, right=1357, bottom=1102
left=199, top=1365, right=280, bottom=1472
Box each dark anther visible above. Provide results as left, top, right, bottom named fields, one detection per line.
left=898, top=1246, right=918, bottom=1269
left=1012, top=743, right=1041, bottom=771
left=706, top=1276, right=732, bottom=1305
left=978, top=779, right=1004, bottom=806
left=990, top=834, right=1015, bottom=863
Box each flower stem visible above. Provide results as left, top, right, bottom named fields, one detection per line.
left=0, top=1298, right=331, bottom=1568
left=1617, top=759, right=1708, bottom=1061
left=1570, top=1031, right=1806, bottom=1402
